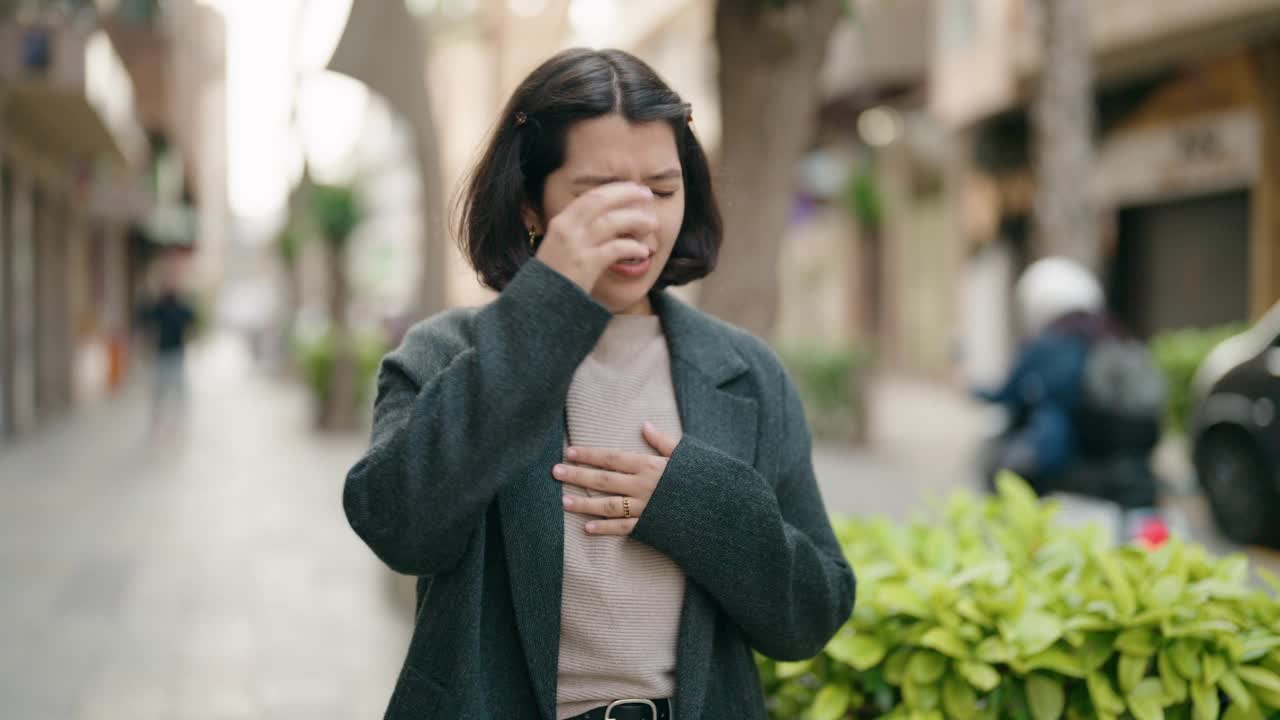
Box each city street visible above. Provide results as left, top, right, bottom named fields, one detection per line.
left=1, top=336, right=1277, bottom=718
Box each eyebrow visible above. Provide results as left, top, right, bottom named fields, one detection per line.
left=571, top=169, right=683, bottom=185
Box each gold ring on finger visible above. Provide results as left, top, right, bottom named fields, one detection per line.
left=622, top=497, right=631, bottom=519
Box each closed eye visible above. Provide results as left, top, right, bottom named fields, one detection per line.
left=653, top=189, right=679, bottom=199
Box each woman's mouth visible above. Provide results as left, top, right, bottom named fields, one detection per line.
left=608, top=254, right=653, bottom=278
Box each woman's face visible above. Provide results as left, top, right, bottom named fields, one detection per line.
left=535, top=114, right=685, bottom=315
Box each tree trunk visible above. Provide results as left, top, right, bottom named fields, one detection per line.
left=1031, top=0, right=1100, bottom=270
left=698, top=0, right=844, bottom=338
left=410, top=94, right=448, bottom=320
left=321, top=239, right=359, bottom=431
left=277, top=253, right=301, bottom=375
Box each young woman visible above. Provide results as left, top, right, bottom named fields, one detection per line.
left=344, top=48, right=855, bottom=720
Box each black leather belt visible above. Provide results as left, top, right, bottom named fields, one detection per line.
left=567, top=698, right=672, bottom=720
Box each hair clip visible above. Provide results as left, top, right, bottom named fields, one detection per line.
left=514, top=111, right=528, bottom=126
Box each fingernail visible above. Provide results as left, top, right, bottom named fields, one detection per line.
left=643, top=421, right=654, bottom=432
left=585, top=522, right=596, bottom=533
left=562, top=496, right=573, bottom=508
left=565, top=447, right=578, bottom=460
left=553, top=465, right=567, bottom=479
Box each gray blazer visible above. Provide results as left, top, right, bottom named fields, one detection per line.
left=344, top=259, right=856, bottom=719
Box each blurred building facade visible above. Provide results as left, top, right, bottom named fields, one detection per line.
left=108, top=0, right=229, bottom=294
left=0, top=5, right=146, bottom=439
left=0, top=0, right=226, bottom=442
left=934, top=0, right=1280, bottom=380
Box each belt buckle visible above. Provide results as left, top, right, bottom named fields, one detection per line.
left=605, top=698, right=658, bottom=720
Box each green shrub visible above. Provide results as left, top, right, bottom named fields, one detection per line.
left=294, top=331, right=387, bottom=410
left=308, top=182, right=363, bottom=246
left=1150, top=325, right=1245, bottom=434
left=758, top=475, right=1280, bottom=720
left=781, top=345, right=873, bottom=442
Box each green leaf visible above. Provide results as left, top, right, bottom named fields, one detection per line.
left=1004, top=610, right=1064, bottom=656
left=1220, top=634, right=1247, bottom=665
left=1202, top=653, right=1226, bottom=685
left=1126, top=678, right=1166, bottom=720
left=901, top=678, right=942, bottom=711
left=1145, top=574, right=1186, bottom=607
left=921, top=627, right=969, bottom=660
left=807, top=683, right=851, bottom=720
left=1170, top=640, right=1202, bottom=680
left=1022, top=648, right=1086, bottom=679
left=827, top=632, right=886, bottom=671
left=1164, top=619, right=1240, bottom=638
left=957, top=623, right=984, bottom=643
left=1096, top=553, right=1138, bottom=618
left=957, top=661, right=1001, bottom=692
left=955, top=597, right=990, bottom=624
left=977, top=637, right=1015, bottom=664
left=1081, top=634, right=1116, bottom=673
left=1219, top=669, right=1254, bottom=711
left=1187, top=579, right=1248, bottom=600
left=1191, top=679, right=1220, bottom=720
left=942, top=672, right=980, bottom=720
left=1237, top=665, right=1280, bottom=694
left=1264, top=649, right=1280, bottom=674
left=1087, top=672, right=1127, bottom=716
left=1133, top=607, right=1178, bottom=625
left=996, top=472, right=1040, bottom=524
left=1215, top=554, right=1249, bottom=584
left=1258, top=567, right=1280, bottom=597
left=950, top=561, right=1012, bottom=589
left=1085, top=599, right=1119, bottom=621
left=1241, top=636, right=1280, bottom=662
left=1026, top=673, right=1065, bottom=720
left=878, top=583, right=933, bottom=619
left=1223, top=702, right=1266, bottom=720
left=1063, top=615, right=1112, bottom=633
left=775, top=659, right=814, bottom=679
left=908, top=650, right=948, bottom=685
left=1116, top=628, right=1158, bottom=657
left=884, top=647, right=912, bottom=685
left=1158, top=649, right=1188, bottom=703
left=1251, top=681, right=1280, bottom=711
left=1119, top=654, right=1151, bottom=694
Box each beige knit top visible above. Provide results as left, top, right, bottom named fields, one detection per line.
left=556, top=314, right=686, bottom=718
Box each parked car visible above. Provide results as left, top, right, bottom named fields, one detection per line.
left=1190, top=302, right=1280, bottom=547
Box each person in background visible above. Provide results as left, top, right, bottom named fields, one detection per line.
left=136, top=269, right=198, bottom=440
left=977, top=257, right=1164, bottom=512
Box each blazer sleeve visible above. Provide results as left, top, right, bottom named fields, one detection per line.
left=343, top=259, right=612, bottom=576
left=632, top=365, right=856, bottom=661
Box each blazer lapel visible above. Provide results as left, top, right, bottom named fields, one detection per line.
left=497, top=419, right=566, bottom=720
left=655, top=291, right=758, bottom=466
left=654, top=291, right=759, bottom=718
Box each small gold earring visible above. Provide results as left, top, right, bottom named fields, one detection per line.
left=528, top=227, right=539, bottom=251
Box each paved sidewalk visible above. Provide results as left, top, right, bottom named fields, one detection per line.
left=0, top=336, right=408, bottom=720
left=812, top=374, right=987, bottom=520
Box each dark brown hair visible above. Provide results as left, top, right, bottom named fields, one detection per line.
left=457, top=48, right=721, bottom=291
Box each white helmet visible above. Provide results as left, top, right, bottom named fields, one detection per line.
left=1016, top=257, right=1104, bottom=336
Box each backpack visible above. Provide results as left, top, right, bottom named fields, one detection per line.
left=1076, top=338, right=1166, bottom=456
left=1083, top=339, right=1166, bottom=418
